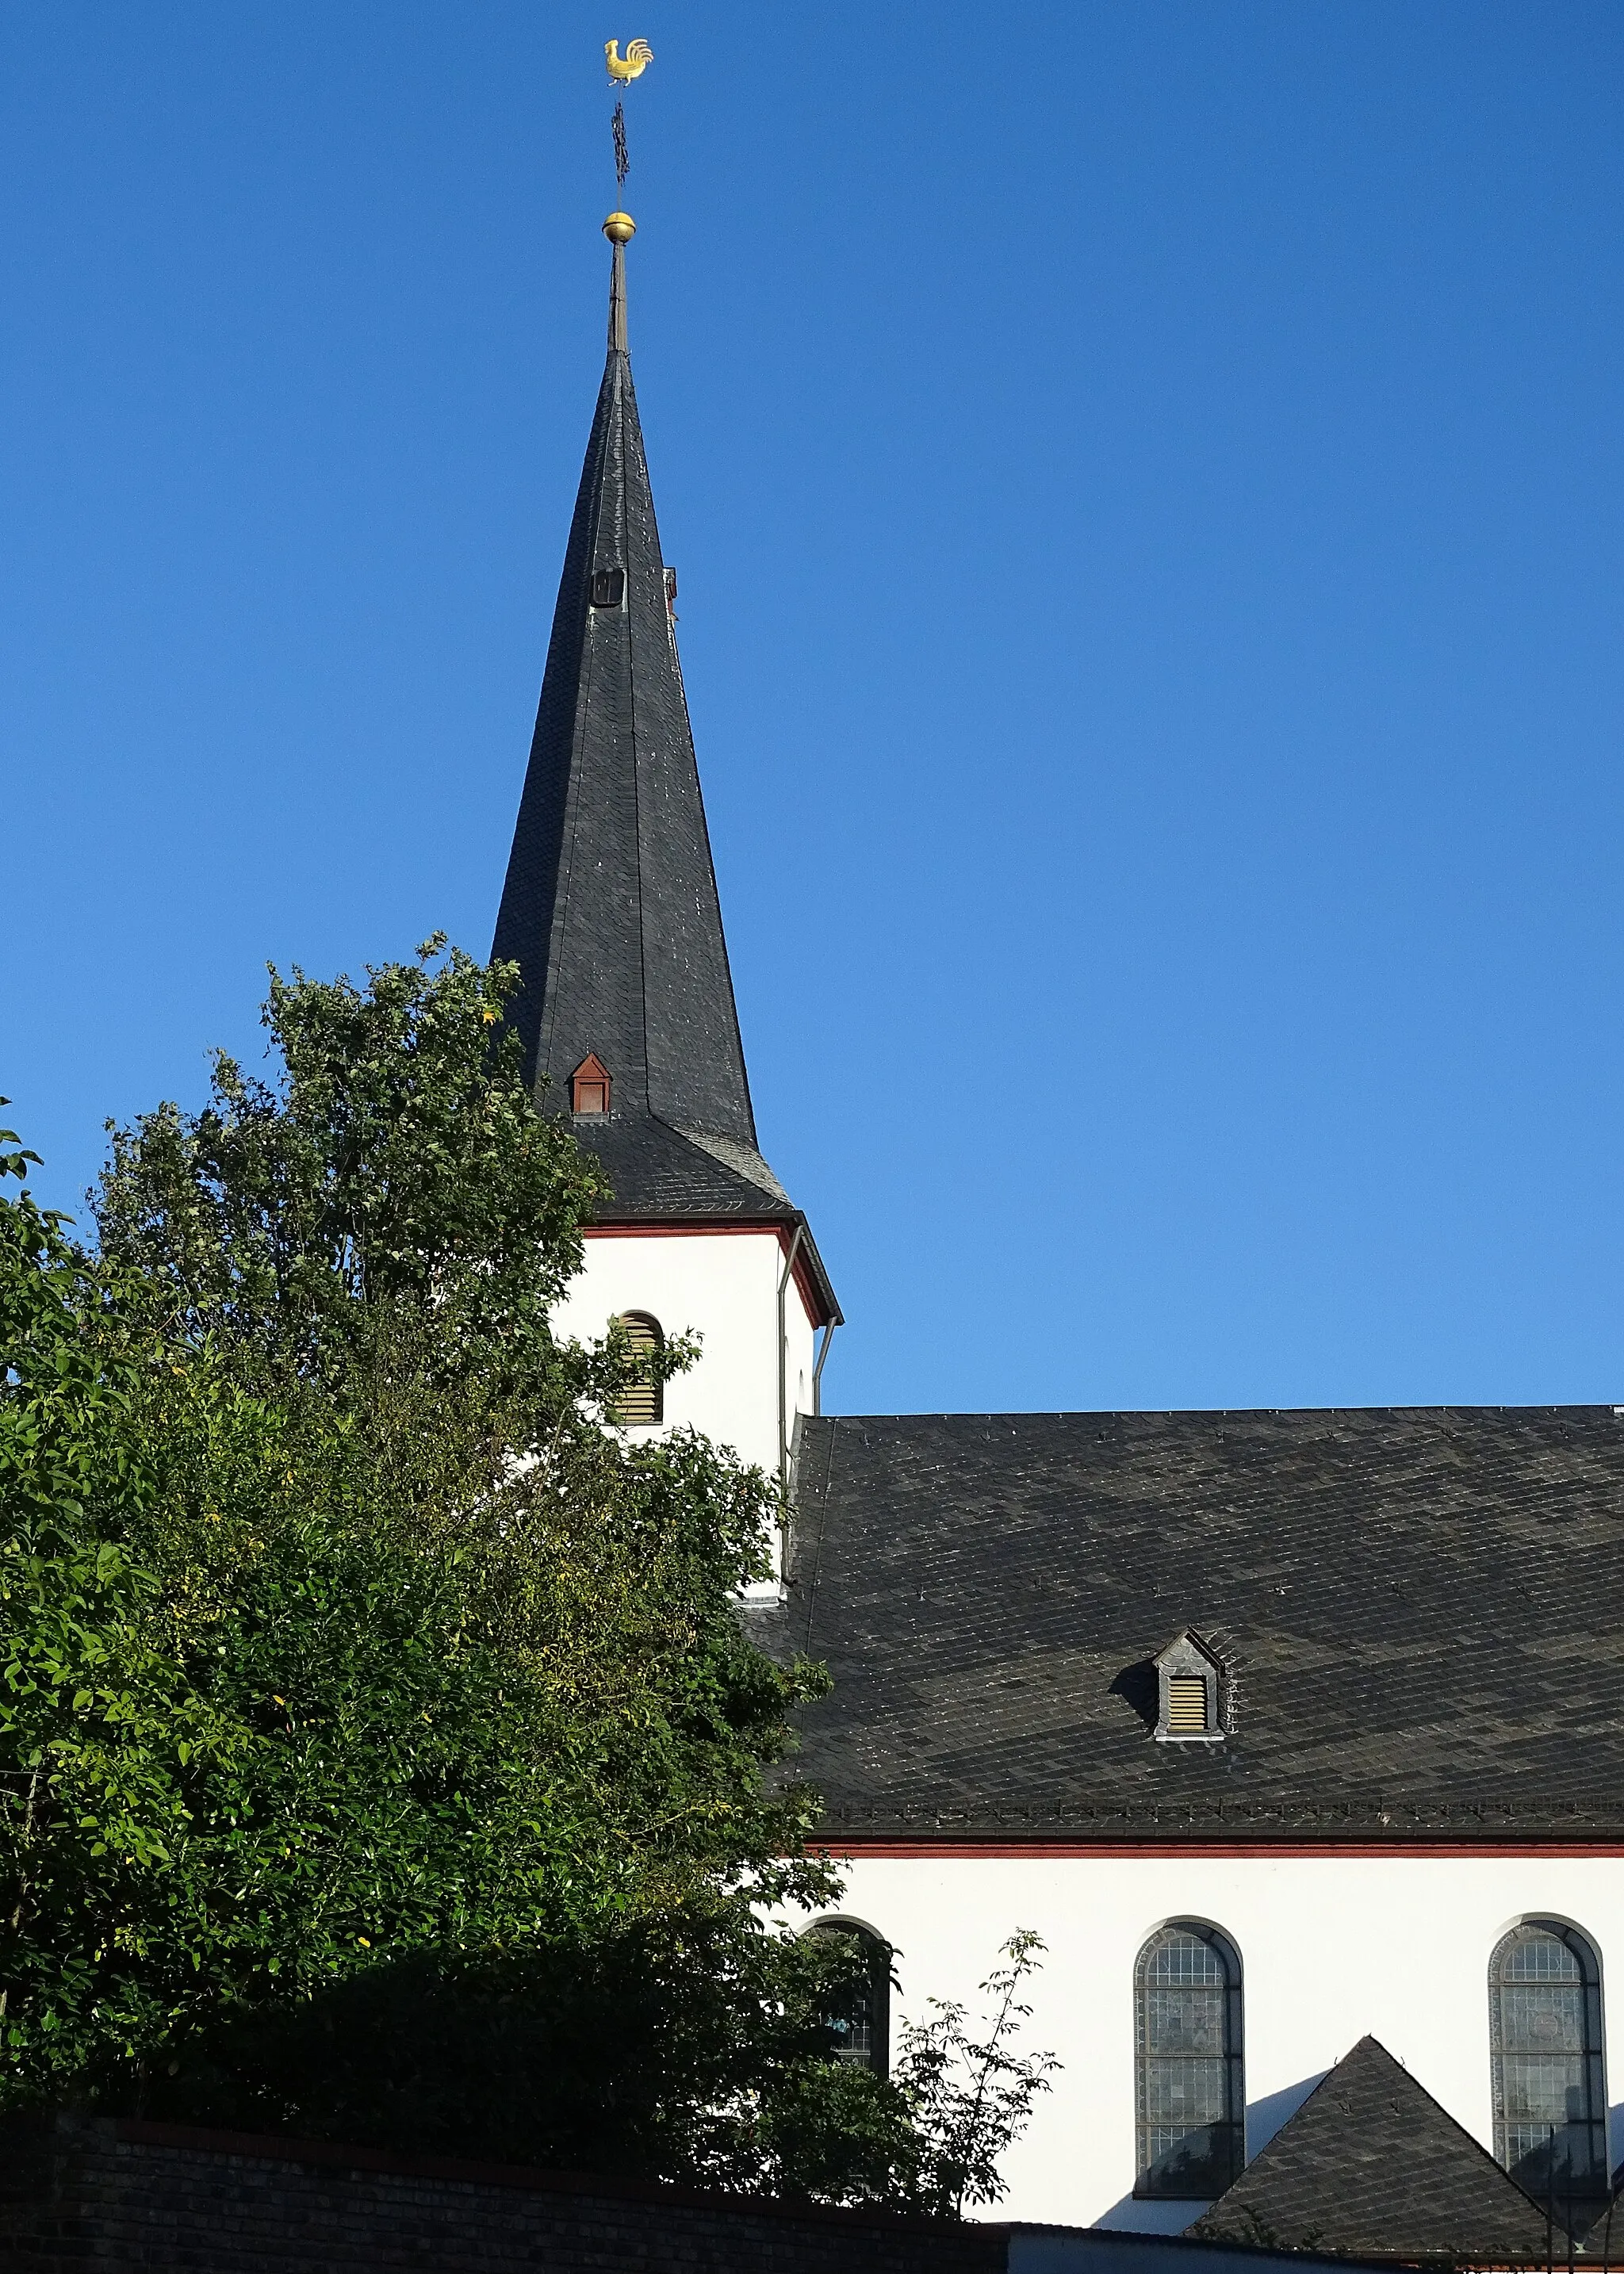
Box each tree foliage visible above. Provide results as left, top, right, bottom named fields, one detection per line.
left=0, top=1110, right=245, bottom=2084
left=891, top=1931, right=1060, bottom=2214
left=0, top=947, right=1055, bottom=2205
left=94, top=940, right=597, bottom=1394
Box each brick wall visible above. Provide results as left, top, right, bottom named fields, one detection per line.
left=0, top=2111, right=1009, bottom=2274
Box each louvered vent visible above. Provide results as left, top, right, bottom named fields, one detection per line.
left=611, top=1312, right=663, bottom=1427
left=1166, top=1675, right=1208, bottom=1733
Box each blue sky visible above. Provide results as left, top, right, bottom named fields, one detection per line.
left=4, top=2, right=1622, bottom=1415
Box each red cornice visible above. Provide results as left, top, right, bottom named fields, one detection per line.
left=583, top=1222, right=777, bottom=1238
left=813, top=1836, right=1624, bottom=1860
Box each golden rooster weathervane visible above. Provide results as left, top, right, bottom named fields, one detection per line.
left=603, top=35, right=650, bottom=278
left=605, top=38, right=653, bottom=86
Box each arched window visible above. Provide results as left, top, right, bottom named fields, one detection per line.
left=610, top=1312, right=663, bottom=1426
left=1135, top=1921, right=1244, bottom=2199
left=806, top=1918, right=891, bottom=2079
left=1489, top=1920, right=1607, bottom=2201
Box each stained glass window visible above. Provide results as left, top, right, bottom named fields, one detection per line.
left=1135, top=1922, right=1244, bottom=2199
left=1490, top=1921, right=1607, bottom=2202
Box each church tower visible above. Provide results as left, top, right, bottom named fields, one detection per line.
left=492, top=210, right=839, bottom=1564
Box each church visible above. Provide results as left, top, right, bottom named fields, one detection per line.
left=491, top=208, right=1624, bottom=2239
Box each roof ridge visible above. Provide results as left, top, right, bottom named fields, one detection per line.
left=821, top=1404, right=1621, bottom=1423
left=668, top=1122, right=791, bottom=1205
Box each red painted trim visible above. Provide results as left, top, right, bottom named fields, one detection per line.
left=583, top=1220, right=828, bottom=1329
left=812, top=1838, right=1624, bottom=1860
left=582, top=1222, right=776, bottom=1239
left=781, top=1228, right=827, bottom=1333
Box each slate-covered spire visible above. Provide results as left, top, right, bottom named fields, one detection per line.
left=493, top=212, right=828, bottom=1270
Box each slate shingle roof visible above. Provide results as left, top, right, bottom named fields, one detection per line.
left=492, top=239, right=826, bottom=1270
left=572, top=1116, right=795, bottom=1222
left=1190, top=2037, right=1561, bottom=2261
left=766, top=1406, right=1624, bottom=1836
left=571, top=1115, right=841, bottom=1326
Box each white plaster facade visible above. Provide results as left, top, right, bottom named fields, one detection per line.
left=550, top=1225, right=821, bottom=1575
left=812, top=1848, right=1624, bottom=2232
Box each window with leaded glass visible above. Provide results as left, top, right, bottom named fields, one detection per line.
left=806, top=1919, right=891, bottom=2078
left=1135, top=1921, right=1245, bottom=2199
left=1489, top=1920, right=1607, bottom=2202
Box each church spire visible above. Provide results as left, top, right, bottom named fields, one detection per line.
left=492, top=212, right=833, bottom=1306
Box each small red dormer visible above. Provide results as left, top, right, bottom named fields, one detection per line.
left=570, top=1053, right=612, bottom=1116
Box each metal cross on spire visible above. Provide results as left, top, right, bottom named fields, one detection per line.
left=611, top=100, right=630, bottom=190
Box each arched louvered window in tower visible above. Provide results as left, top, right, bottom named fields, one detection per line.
left=805, top=1918, right=891, bottom=2079
left=1489, top=1920, right=1607, bottom=2203
left=1135, top=1921, right=1245, bottom=2199
left=610, top=1312, right=663, bottom=1427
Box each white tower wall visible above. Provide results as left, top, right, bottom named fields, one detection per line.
left=551, top=1227, right=822, bottom=1573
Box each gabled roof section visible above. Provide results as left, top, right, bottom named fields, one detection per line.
left=492, top=227, right=783, bottom=1222
left=762, top=1405, right=1624, bottom=1836
left=1190, top=2036, right=1557, bottom=2261
left=1155, top=1628, right=1224, bottom=1678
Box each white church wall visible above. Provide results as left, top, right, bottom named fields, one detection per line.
left=822, top=1848, right=1624, bottom=2232
left=550, top=1226, right=818, bottom=1490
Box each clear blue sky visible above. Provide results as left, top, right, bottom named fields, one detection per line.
left=4, top=3, right=1622, bottom=1416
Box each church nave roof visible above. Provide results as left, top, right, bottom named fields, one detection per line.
left=766, top=1403, right=1624, bottom=1839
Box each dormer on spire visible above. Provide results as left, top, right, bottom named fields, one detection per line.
left=570, top=1053, right=611, bottom=1116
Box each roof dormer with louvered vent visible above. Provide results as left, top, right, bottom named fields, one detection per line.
left=1154, top=1629, right=1227, bottom=1745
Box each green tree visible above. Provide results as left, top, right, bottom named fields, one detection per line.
left=0, top=957, right=933, bottom=2196
left=3, top=950, right=1056, bottom=2207
left=891, top=1931, right=1060, bottom=2214
left=0, top=1111, right=243, bottom=2093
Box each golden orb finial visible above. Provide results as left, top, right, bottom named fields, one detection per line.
left=602, top=211, right=636, bottom=246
